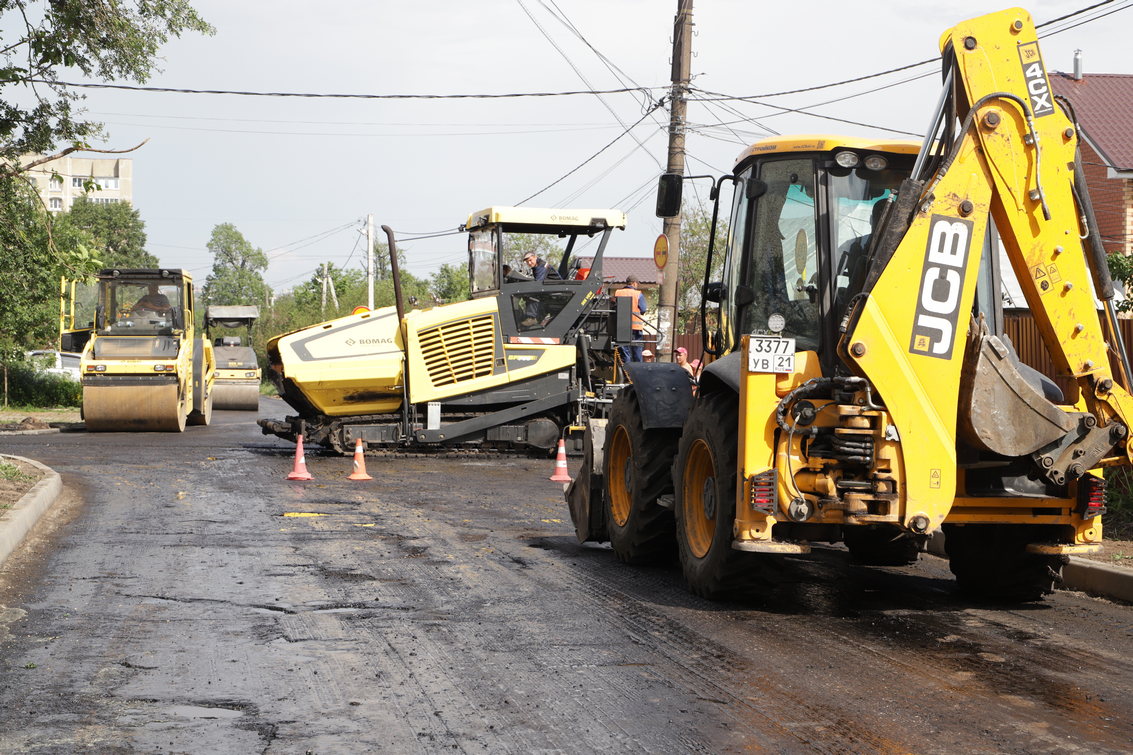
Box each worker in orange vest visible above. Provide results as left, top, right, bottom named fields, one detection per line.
left=614, top=275, right=647, bottom=363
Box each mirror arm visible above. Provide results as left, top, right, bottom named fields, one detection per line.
left=702, top=174, right=737, bottom=356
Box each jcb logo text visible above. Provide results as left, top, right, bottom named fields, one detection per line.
left=909, top=216, right=974, bottom=360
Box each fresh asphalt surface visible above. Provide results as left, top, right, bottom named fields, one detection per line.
left=1, top=398, right=1132, bottom=753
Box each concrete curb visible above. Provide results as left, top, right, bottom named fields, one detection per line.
left=927, top=531, right=1133, bottom=603
left=0, top=455, right=62, bottom=569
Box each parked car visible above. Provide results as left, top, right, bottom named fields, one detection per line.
left=25, top=350, right=82, bottom=381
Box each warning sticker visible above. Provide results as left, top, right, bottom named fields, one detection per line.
left=929, top=469, right=941, bottom=489
left=1046, top=264, right=1061, bottom=283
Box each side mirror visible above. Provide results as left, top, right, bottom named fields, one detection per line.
left=95, top=304, right=106, bottom=330
left=703, top=281, right=724, bottom=303
left=170, top=308, right=184, bottom=330
left=745, top=178, right=768, bottom=200
left=655, top=173, right=683, bottom=218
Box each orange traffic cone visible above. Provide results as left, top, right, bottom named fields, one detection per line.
left=549, top=438, right=572, bottom=483
left=347, top=437, right=372, bottom=481
left=286, top=434, right=314, bottom=481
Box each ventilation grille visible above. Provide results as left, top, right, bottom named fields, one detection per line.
left=418, top=314, right=497, bottom=386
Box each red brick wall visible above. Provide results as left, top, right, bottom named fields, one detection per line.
left=1080, top=140, right=1130, bottom=255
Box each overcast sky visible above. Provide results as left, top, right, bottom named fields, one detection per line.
left=57, top=0, right=1133, bottom=295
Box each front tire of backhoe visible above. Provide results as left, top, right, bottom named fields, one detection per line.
left=943, top=524, right=1066, bottom=602
left=674, top=391, right=766, bottom=600
left=603, top=387, right=679, bottom=564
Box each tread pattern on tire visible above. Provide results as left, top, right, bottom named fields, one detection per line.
left=674, top=390, right=778, bottom=600
left=603, top=387, right=679, bottom=564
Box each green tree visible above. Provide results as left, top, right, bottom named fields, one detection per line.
left=57, top=196, right=156, bottom=268
left=1, top=2, right=212, bottom=174
left=676, top=203, right=729, bottom=333
left=502, top=234, right=564, bottom=271
left=1108, top=253, right=1133, bottom=313
left=202, top=223, right=269, bottom=307
left=430, top=262, right=470, bottom=304
left=0, top=175, right=98, bottom=403
left=372, top=241, right=407, bottom=281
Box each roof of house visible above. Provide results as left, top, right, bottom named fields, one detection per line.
left=1051, top=72, right=1133, bottom=171
left=577, top=256, right=660, bottom=286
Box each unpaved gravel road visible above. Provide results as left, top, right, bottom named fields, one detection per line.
left=0, top=402, right=1132, bottom=753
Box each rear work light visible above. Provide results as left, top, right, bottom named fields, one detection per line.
left=1078, top=474, right=1106, bottom=519
left=86, top=364, right=106, bottom=372
left=153, top=364, right=174, bottom=372
left=245, top=371, right=257, bottom=378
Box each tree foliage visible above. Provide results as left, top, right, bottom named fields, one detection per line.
left=56, top=197, right=156, bottom=268
left=502, top=233, right=564, bottom=270
left=429, top=262, right=470, bottom=304
left=0, top=175, right=99, bottom=402
left=676, top=203, right=729, bottom=333
left=202, top=223, right=269, bottom=307
left=1108, top=253, right=1133, bottom=313
left=0, top=1, right=212, bottom=170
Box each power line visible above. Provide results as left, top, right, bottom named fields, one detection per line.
left=691, top=0, right=1125, bottom=101
left=37, top=79, right=661, bottom=101
left=689, top=86, right=923, bottom=137
left=516, top=101, right=664, bottom=206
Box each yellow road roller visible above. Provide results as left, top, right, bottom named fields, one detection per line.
left=206, top=306, right=261, bottom=411
left=66, top=269, right=215, bottom=432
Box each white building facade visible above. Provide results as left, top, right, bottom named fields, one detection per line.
left=21, top=155, right=133, bottom=212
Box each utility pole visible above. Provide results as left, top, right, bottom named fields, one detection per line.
left=366, top=213, right=375, bottom=310
left=657, top=0, right=693, bottom=362
left=320, top=262, right=328, bottom=314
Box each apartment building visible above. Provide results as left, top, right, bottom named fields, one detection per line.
left=21, top=155, right=133, bottom=212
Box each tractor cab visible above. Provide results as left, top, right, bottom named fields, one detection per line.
left=465, top=206, right=626, bottom=342
left=661, top=137, right=956, bottom=372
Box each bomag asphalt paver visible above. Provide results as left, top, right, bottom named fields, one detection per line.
left=259, top=207, right=637, bottom=453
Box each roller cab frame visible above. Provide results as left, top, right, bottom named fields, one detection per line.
left=260, top=207, right=629, bottom=453
left=571, top=7, right=1130, bottom=602
left=66, top=268, right=215, bottom=432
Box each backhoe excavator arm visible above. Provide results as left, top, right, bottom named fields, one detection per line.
left=843, top=7, right=1133, bottom=532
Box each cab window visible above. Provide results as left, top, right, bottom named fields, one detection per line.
left=740, top=158, right=821, bottom=351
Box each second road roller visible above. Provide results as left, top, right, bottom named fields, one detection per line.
left=63, top=268, right=216, bottom=432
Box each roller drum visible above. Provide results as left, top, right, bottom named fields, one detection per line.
left=212, top=380, right=261, bottom=411
left=83, top=379, right=185, bottom=432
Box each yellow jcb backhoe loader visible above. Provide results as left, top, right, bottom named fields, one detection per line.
left=567, top=7, right=1132, bottom=602
left=62, top=268, right=215, bottom=432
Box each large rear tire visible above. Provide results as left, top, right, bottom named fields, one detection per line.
left=943, top=524, right=1066, bottom=602
left=674, top=391, right=775, bottom=599
left=603, top=387, right=679, bottom=564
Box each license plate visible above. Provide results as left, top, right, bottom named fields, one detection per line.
left=747, top=336, right=795, bottom=374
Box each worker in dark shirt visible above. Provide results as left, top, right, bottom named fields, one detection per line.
left=131, top=284, right=171, bottom=315
left=522, top=252, right=561, bottom=282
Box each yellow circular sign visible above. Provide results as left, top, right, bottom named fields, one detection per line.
left=351, top=305, right=371, bottom=315
left=653, top=234, right=669, bottom=270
